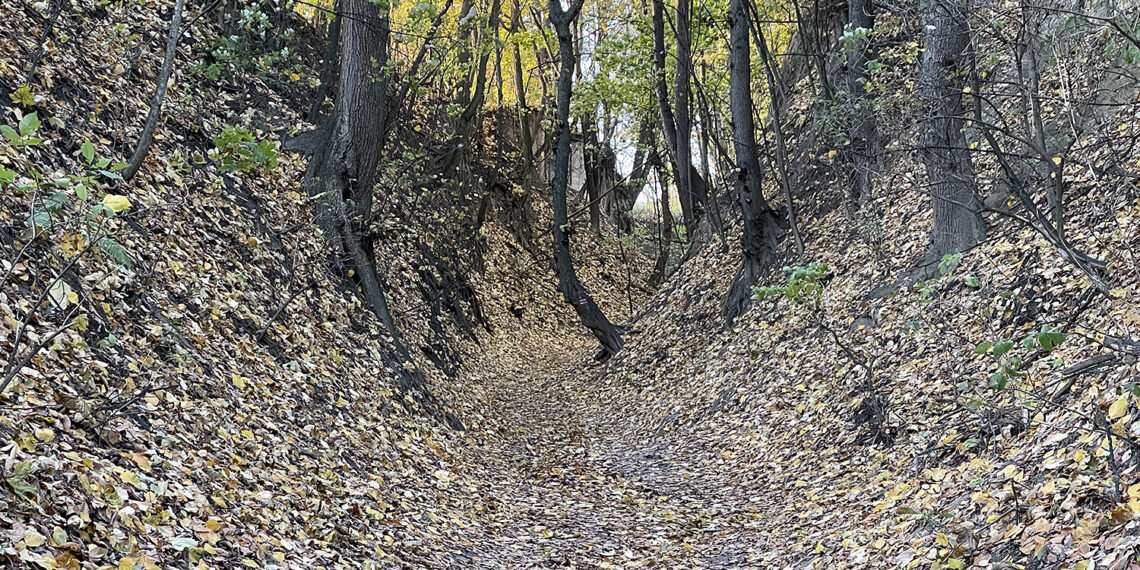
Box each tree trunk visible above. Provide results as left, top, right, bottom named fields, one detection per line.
left=510, top=0, right=535, bottom=170
left=303, top=0, right=395, bottom=334
left=918, top=0, right=986, bottom=261
left=583, top=114, right=602, bottom=233
left=455, top=0, right=478, bottom=108
left=846, top=0, right=878, bottom=207
left=122, top=0, right=186, bottom=182
left=651, top=0, right=682, bottom=197
left=674, top=0, right=701, bottom=228
left=753, top=18, right=804, bottom=255
left=649, top=149, right=673, bottom=287
left=722, top=0, right=781, bottom=325
left=548, top=0, right=623, bottom=357
left=607, top=118, right=652, bottom=233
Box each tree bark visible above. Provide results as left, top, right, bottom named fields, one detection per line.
left=722, top=0, right=781, bottom=325
left=122, top=0, right=186, bottom=182
left=918, top=0, right=986, bottom=261
left=549, top=0, right=623, bottom=357
left=673, top=0, right=701, bottom=228
left=303, top=0, right=395, bottom=334
left=649, top=148, right=673, bottom=287
left=846, top=0, right=878, bottom=206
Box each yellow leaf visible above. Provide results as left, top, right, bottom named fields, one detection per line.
left=205, top=519, right=222, bottom=531
left=231, top=374, right=247, bottom=389
left=1109, top=395, right=1129, bottom=419
left=66, top=291, right=79, bottom=304
left=10, top=85, right=35, bottom=107
left=1052, top=156, right=1062, bottom=165
left=120, top=470, right=143, bottom=488
left=1074, top=449, right=1088, bottom=463
left=102, top=194, right=132, bottom=212
left=118, top=557, right=136, bottom=570
left=24, top=530, right=46, bottom=547
left=34, top=428, right=54, bottom=442
left=130, top=452, right=152, bottom=472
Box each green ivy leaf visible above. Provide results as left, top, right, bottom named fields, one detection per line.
left=974, top=341, right=993, bottom=355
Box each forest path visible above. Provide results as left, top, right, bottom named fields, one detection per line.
left=444, top=330, right=770, bottom=568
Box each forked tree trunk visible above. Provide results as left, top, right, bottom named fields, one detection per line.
left=549, top=0, right=623, bottom=357
left=606, top=119, right=653, bottom=233
left=918, top=0, right=985, bottom=261
left=511, top=0, right=535, bottom=170
left=753, top=18, right=804, bottom=255
left=722, top=0, right=781, bottom=325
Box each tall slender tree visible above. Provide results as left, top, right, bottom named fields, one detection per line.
left=673, top=0, right=701, bottom=228
left=918, top=0, right=986, bottom=263
left=846, top=0, right=878, bottom=207
left=549, top=0, right=624, bottom=356
left=722, top=0, right=781, bottom=324
left=122, top=0, right=186, bottom=182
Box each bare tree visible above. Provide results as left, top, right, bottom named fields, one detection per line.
left=549, top=0, right=624, bottom=357
left=722, top=0, right=782, bottom=324
left=122, top=0, right=186, bottom=182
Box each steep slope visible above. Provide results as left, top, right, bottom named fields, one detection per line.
left=568, top=138, right=1140, bottom=567
left=4, top=1, right=1140, bottom=570
left=0, top=2, right=643, bottom=568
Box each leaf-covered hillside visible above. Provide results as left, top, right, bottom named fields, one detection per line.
left=2, top=0, right=1140, bottom=567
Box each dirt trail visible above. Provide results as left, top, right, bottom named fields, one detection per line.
left=447, top=331, right=769, bottom=569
